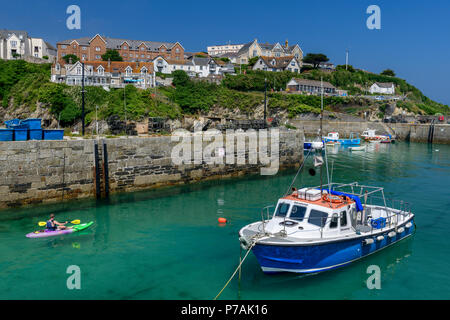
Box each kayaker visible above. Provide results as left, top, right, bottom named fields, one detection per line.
left=46, top=214, right=69, bottom=231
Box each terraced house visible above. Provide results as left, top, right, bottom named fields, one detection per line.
left=51, top=60, right=155, bottom=89
left=56, top=34, right=184, bottom=63
left=252, top=56, right=301, bottom=73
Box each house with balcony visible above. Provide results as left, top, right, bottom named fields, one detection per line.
left=51, top=60, right=155, bottom=89
left=0, top=29, right=56, bottom=61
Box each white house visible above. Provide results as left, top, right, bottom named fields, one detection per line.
left=252, top=56, right=301, bottom=73
left=370, top=82, right=395, bottom=95
left=0, top=29, right=56, bottom=61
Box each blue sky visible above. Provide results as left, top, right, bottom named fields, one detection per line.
left=1, top=0, right=449, bottom=105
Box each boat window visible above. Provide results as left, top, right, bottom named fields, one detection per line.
left=341, top=211, right=348, bottom=227
left=275, top=203, right=290, bottom=218
left=289, top=205, right=307, bottom=221
left=308, top=209, right=328, bottom=227
left=330, top=213, right=338, bottom=229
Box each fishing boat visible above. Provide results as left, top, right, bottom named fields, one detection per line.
left=323, top=132, right=360, bottom=145
left=361, top=129, right=394, bottom=143
left=238, top=79, right=415, bottom=275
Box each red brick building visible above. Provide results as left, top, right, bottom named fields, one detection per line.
left=57, top=34, right=184, bottom=63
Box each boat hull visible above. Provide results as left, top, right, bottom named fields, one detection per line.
left=251, top=219, right=415, bottom=274
left=323, top=138, right=361, bottom=145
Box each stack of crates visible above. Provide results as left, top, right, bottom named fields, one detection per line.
left=2, top=118, right=64, bottom=141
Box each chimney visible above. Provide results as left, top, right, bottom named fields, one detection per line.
left=108, top=58, right=111, bottom=70
left=285, top=39, right=289, bottom=48
left=69, top=57, right=72, bottom=64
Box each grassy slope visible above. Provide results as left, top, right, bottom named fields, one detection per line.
left=1, top=60, right=448, bottom=128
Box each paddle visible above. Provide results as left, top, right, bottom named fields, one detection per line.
left=38, top=219, right=81, bottom=227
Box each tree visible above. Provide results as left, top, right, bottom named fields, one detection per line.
left=381, top=69, right=395, bottom=77
left=247, top=56, right=259, bottom=67
left=172, top=70, right=190, bottom=87
left=102, top=49, right=123, bottom=61
left=62, top=54, right=79, bottom=64
left=302, top=53, right=329, bottom=68
left=336, top=64, right=355, bottom=72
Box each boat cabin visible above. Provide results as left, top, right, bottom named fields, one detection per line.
left=325, top=132, right=339, bottom=141
left=263, top=188, right=358, bottom=238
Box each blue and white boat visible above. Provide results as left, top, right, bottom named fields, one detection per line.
left=304, top=141, right=324, bottom=151
left=239, top=182, right=415, bottom=274
left=323, top=132, right=360, bottom=145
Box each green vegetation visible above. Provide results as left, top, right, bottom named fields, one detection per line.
left=102, top=49, right=123, bottom=61
left=62, top=54, right=79, bottom=64
left=0, top=60, right=448, bottom=130
left=381, top=69, right=395, bottom=77
left=302, top=53, right=329, bottom=68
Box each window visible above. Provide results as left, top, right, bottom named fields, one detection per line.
left=141, top=54, right=145, bottom=58
left=73, top=44, right=77, bottom=49
left=308, top=209, right=328, bottom=227
left=76, top=66, right=82, bottom=75
left=61, top=45, right=67, bottom=49
left=141, top=47, right=145, bottom=51
left=275, top=203, right=290, bottom=218
left=289, top=205, right=307, bottom=221
left=123, top=45, right=127, bottom=50
left=10, top=41, right=17, bottom=48
left=82, top=54, right=86, bottom=61
left=82, top=47, right=87, bottom=51
left=252, top=50, right=257, bottom=57
left=95, top=55, right=100, bottom=59
left=176, top=48, right=180, bottom=53
left=340, top=211, right=348, bottom=227
left=95, top=47, right=101, bottom=51
left=123, top=53, right=127, bottom=57
left=98, top=66, right=104, bottom=75
left=330, top=213, right=338, bottom=229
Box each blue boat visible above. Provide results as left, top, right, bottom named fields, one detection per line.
left=323, top=132, right=360, bottom=145
left=239, top=183, right=415, bottom=274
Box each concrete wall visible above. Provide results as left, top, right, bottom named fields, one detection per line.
left=0, top=130, right=303, bottom=209
left=291, top=120, right=450, bottom=144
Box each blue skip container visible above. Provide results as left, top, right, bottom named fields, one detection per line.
left=21, top=119, right=42, bottom=130
left=29, top=129, right=43, bottom=140
left=13, top=128, right=28, bottom=141
left=43, top=129, right=64, bottom=140
left=371, top=217, right=387, bottom=229
left=0, top=129, right=14, bottom=141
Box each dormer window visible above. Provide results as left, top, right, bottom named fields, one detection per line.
left=98, top=66, right=104, bottom=75
left=141, top=67, right=148, bottom=74
left=125, top=66, right=132, bottom=75
left=123, top=45, right=127, bottom=50
left=76, top=66, right=82, bottom=75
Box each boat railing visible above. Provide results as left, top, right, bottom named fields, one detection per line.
left=260, top=205, right=275, bottom=233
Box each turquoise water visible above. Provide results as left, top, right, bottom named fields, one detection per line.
left=0, top=142, right=449, bottom=299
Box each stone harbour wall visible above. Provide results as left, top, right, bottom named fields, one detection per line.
left=0, top=129, right=304, bottom=209
left=291, top=120, right=450, bottom=144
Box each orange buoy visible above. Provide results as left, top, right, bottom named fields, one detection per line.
left=218, top=217, right=227, bottom=224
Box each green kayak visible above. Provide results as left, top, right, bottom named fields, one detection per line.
left=26, top=221, right=94, bottom=238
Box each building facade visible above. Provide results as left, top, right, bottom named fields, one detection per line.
left=235, top=39, right=303, bottom=65
left=252, top=56, right=301, bottom=73
left=51, top=60, right=155, bottom=89
left=370, top=82, right=395, bottom=95
left=207, top=43, right=244, bottom=56
left=0, top=29, right=56, bottom=61
left=57, top=34, right=184, bottom=64
left=152, top=56, right=234, bottom=78
left=286, top=78, right=336, bottom=95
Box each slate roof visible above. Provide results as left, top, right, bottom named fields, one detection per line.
left=259, top=56, right=297, bottom=69
left=289, top=78, right=336, bottom=89
left=64, top=60, right=154, bottom=73
left=0, top=29, right=29, bottom=40
left=374, top=82, right=395, bottom=88
left=57, top=35, right=181, bottom=51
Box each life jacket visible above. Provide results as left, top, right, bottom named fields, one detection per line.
left=46, top=220, right=56, bottom=231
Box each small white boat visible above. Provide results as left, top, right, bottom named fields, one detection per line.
left=349, top=146, right=366, bottom=151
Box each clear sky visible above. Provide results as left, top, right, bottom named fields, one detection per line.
left=1, top=0, right=449, bottom=105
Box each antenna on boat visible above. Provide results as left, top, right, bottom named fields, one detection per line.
left=320, top=78, right=324, bottom=195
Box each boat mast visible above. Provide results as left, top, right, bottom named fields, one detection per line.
left=320, top=78, right=323, bottom=195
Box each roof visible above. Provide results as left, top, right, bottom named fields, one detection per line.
left=373, top=82, right=395, bottom=88
left=0, top=29, right=29, bottom=40
left=45, top=42, right=56, bottom=50
left=289, top=78, right=336, bottom=89
left=282, top=194, right=353, bottom=210
left=259, top=56, right=297, bottom=69
left=57, top=35, right=181, bottom=51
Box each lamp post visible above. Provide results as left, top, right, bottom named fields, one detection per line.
left=81, top=62, right=85, bottom=136
left=264, top=77, right=267, bottom=121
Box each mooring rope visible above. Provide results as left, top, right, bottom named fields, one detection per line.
left=213, top=240, right=257, bottom=300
